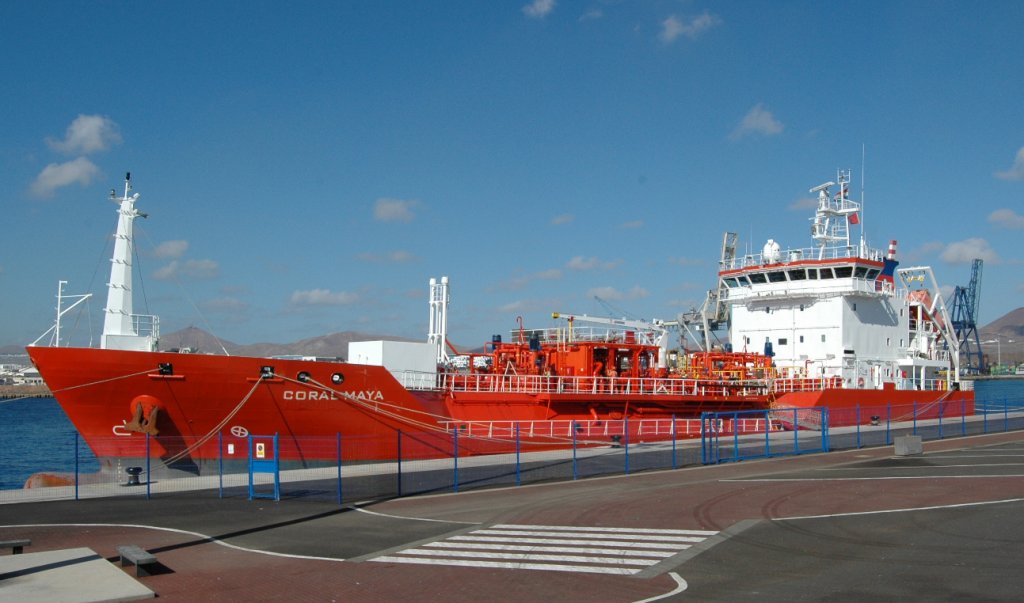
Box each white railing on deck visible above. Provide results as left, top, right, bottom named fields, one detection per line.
left=440, top=417, right=784, bottom=440
left=413, top=372, right=771, bottom=398
left=722, top=244, right=884, bottom=270
left=398, top=370, right=955, bottom=396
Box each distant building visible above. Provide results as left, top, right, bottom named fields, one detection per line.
left=13, top=367, right=43, bottom=385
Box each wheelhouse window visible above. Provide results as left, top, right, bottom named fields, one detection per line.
left=807, top=269, right=818, bottom=279
left=723, top=277, right=738, bottom=288
left=854, top=266, right=868, bottom=278
left=748, top=272, right=767, bottom=284
left=834, top=266, right=853, bottom=278
left=767, top=271, right=787, bottom=283
left=819, top=268, right=834, bottom=279
left=788, top=269, right=807, bottom=281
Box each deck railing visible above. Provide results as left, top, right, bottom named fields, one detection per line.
left=400, top=370, right=953, bottom=396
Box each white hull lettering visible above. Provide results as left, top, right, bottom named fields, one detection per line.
left=283, top=390, right=384, bottom=402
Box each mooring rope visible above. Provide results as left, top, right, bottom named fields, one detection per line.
left=161, top=375, right=266, bottom=467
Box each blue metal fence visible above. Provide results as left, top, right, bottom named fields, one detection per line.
left=3, top=398, right=1024, bottom=505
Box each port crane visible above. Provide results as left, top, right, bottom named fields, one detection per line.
left=947, top=259, right=985, bottom=374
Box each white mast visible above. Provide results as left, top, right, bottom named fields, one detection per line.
left=809, top=169, right=861, bottom=259
left=101, top=172, right=158, bottom=351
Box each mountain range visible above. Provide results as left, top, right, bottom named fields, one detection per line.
left=3, top=309, right=1022, bottom=363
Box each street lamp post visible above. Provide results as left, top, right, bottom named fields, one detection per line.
left=982, top=337, right=1015, bottom=369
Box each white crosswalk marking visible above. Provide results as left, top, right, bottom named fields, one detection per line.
left=368, top=524, right=717, bottom=575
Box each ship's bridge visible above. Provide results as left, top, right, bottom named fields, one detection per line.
left=719, top=243, right=892, bottom=304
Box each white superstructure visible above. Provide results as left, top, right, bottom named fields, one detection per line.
left=718, top=171, right=959, bottom=391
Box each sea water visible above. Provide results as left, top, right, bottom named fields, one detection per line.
left=2, top=381, right=1023, bottom=490
left=0, top=397, right=99, bottom=489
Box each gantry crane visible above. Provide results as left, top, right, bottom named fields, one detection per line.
left=947, top=259, right=985, bottom=374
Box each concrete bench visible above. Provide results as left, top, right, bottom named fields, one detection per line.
left=894, top=434, right=923, bottom=456
left=1, top=538, right=31, bottom=554
left=117, top=544, right=157, bottom=576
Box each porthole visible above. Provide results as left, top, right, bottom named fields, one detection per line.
left=331, top=372, right=345, bottom=385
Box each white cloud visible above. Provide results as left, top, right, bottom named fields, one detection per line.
left=523, top=0, right=555, bottom=19
left=373, top=197, right=418, bottom=223
left=567, top=256, right=620, bottom=271
left=551, top=213, right=574, bottom=225
left=356, top=250, right=417, bottom=263
left=153, top=240, right=189, bottom=259
left=668, top=256, right=703, bottom=267
left=620, top=220, right=644, bottom=229
left=30, top=157, right=100, bottom=197
left=496, top=269, right=563, bottom=291
left=730, top=103, right=783, bottom=140
left=153, top=259, right=220, bottom=280
left=289, top=288, right=358, bottom=306
left=498, top=300, right=526, bottom=313
left=788, top=196, right=818, bottom=211
left=200, top=297, right=250, bottom=312
left=659, top=11, right=719, bottom=44
left=580, top=8, right=603, bottom=21
left=994, top=147, right=1024, bottom=181
left=586, top=285, right=649, bottom=301
left=988, top=208, right=1024, bottom=230
left=46, top=114, right=122, bottom=155
left=940, top=238, right=998, bottom=264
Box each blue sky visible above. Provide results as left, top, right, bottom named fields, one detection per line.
left=2, top=1, right=1022, bottom=351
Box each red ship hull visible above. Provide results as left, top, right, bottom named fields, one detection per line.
left=27, top=345, right=973, bottom=480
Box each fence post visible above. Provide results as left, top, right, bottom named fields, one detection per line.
left=515, top=422, right=521, bottom=487
left=856, top=404, right=861, bottom=449
left=342, top=429, right=346, bottom=505
left=823, top=408, right=830, bottom=452
left=938, top=402, right=944, bottom=439
left=961, top=397, right=966, bottom=437
left=453, top=427, right=460, bottom=493
left=763, top=411, right=770, bottom=458
left=397, top=430, right=403, bottom=497
left=145, top=433, right=151, bottom=500
left=624, top=417, right=630, bottom=475
left=1005, top=398, right=1009, bottom=432
left=730, top=412, right=738, bottom=461
left=571, top=420, right=578, bottom=480
left=218, top=432, right=223, bottom=499
left=671, top=415, right=677, bottom=470
left=886, top=403, right=892, bottom=445
left=74, top=431, right=79, bottom=502
left=912, top=401, right=918, bottom=436
left=983, top=402, right=988, bottom=433
left=792, top=409, right=799, bottom=455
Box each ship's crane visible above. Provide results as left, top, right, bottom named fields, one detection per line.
left=679, top=232, right=736, bottom=351
left=551, top=312, right=673, bottom=369
left=947, top=259, right=985, bottom=374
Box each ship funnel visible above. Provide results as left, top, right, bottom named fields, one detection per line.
left=887, top=240, right=898, bottom=260
left=428, top=276, right=450, bottom=365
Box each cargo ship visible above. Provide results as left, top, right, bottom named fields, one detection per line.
left=27, top=171, right=973, bottom=478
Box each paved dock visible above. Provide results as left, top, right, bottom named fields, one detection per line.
left=2, top=430, right=1024, bottom=602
